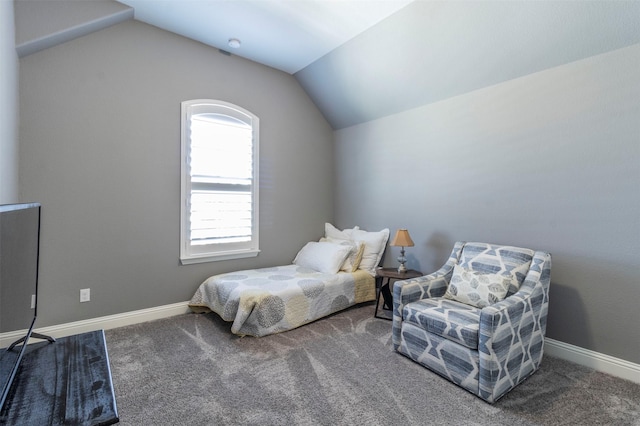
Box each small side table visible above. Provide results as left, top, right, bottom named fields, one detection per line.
left=375, top=268, right=422, bottom=320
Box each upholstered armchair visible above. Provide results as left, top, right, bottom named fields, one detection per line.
left=392, top=242, right=552, bottom=403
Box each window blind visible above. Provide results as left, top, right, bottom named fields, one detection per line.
left=189, top=115, right=253, bottom=246
left=180, top=100, right=259, bottom=264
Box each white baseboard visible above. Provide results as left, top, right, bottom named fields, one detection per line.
left=0, top=301, right=191, bottom=348
left=545, top=337, right=640, bottom=384
left=3, top=303, right=639, bottom=386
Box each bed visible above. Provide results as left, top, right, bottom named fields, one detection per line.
left=188, top=224, right=389, bottom=337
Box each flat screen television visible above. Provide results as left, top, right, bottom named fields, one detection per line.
left=0, top=203, right=54, bottom=411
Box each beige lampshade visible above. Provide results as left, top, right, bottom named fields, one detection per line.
left=391, top=229, right=414, bottom=247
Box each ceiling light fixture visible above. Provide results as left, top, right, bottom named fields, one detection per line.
left=228, top=38, right=241, bottom=49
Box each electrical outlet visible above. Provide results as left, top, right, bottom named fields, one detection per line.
left=80, top=288, right=91, bottom=303
left=31, top=294, right=36, bottom=309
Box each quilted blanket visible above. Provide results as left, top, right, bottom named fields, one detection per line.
left=188, top=265, right=375, bottom=337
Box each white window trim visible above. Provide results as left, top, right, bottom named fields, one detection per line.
left=180, top=99, right=260, bottom=265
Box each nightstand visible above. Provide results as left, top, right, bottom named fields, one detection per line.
left=375, top=267, right=422, bottom=320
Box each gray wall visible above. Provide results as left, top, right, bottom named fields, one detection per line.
left=0, top=0, right=18, bottom=204
left=14, top=0, right=130, bottom=48
left=14, top=0, right=132, bottom=57
left=19, top=20, right=334, bottom=327
left=334, top=44, right=640, bottom=364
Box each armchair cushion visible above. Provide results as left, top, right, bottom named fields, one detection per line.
left=444, top=265, right=513, bottom=308
left=403, top=298, right=481, bottom=349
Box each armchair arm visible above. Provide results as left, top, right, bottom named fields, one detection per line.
left=477, top=251, right=552, bottom=402
left=392, top=241, right=465, bottom=349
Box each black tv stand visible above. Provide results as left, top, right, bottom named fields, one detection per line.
left=6, top=332, right=56, bottom=351
left=1, top=330, right=119, bottom=425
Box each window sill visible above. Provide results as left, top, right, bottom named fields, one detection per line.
left=180, top=249, right=260, bottom=265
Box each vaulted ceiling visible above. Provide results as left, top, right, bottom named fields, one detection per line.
left=117, top=0, right=414, bottom=74
left=297, top=1, right=640, bottom=129
left=15, top=0, right=640, bottom=129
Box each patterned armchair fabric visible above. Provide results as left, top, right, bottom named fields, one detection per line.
left=392, top=241, right=552, bottom=403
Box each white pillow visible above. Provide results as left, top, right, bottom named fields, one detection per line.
left=293, top=241, right=354, bottom=274
left=444, top=264, right=515, bottom=308
left=320, top=237, right=365, bottom=272
left=324, top=223, right=359, bottom=241
left=351, top=228, right=390, bottom=276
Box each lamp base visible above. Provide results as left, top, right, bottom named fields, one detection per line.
left=397, top=248, right=407, bottom=273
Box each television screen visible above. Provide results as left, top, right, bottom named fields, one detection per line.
left=0, top=203, right=41, bottom=410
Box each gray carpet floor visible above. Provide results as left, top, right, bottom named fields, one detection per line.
left=105, top=303, right=640, bottom=425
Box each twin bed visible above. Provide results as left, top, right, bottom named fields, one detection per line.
left=188, top=224, right=389, bottom=337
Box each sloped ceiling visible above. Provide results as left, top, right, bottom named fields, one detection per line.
left=14, top=1, right=640, bottom=130
left=117, top=0, right=413, bottom=74
left=296, top=1, right=640, bottom=129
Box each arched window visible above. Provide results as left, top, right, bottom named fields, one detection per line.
left=180, top=100, right=259, bottom=264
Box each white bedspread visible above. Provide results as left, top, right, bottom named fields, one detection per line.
left=188, top=264, right=375, bottom=337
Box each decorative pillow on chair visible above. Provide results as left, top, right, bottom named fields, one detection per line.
left=444, top=264, right=515, bottom=308
left=293, top=241, right=353, bottom=274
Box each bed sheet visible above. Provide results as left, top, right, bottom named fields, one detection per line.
left=188, top=264, right=375, bottom=337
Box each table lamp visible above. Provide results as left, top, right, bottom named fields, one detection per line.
left=391, top=229, right=414, bottom=272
